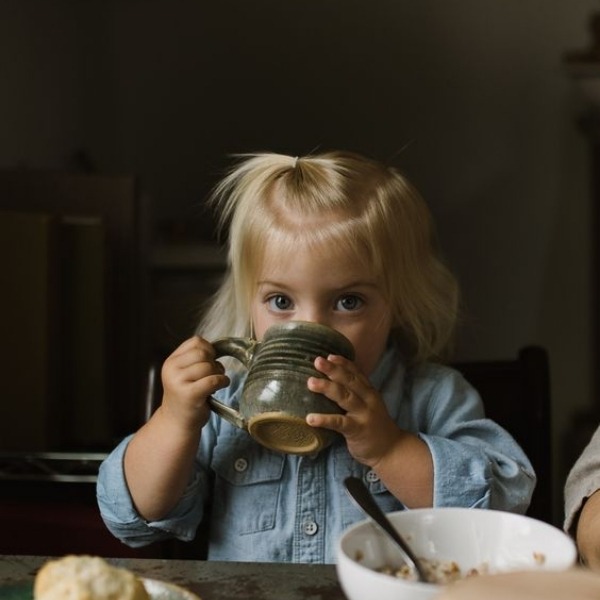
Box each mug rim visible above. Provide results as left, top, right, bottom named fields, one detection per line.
left=262, top=320, right=355, bottom=359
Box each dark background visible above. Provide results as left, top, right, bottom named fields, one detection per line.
left=0, top=0, right=598, bottom=526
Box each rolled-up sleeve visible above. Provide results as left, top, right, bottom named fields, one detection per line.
left=97, top=435, right=207, bottom=547
left=410, top=366, right=536, bottom=514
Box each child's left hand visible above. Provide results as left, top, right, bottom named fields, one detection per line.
left=306, top=354, right=402, bottom=467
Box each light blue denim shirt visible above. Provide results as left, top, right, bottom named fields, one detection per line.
left=97, top=344, right=535, bottom=564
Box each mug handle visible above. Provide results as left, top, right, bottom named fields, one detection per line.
left=206, top=337, right=258, bottom=430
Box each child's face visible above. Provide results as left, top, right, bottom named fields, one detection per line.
left=250, top=238, right=393, bottom=376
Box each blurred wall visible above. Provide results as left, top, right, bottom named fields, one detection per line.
left=1, top=0, right=598, bottom=522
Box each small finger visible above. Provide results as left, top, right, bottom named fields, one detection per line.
left=314, top=355, right=369, bottom=395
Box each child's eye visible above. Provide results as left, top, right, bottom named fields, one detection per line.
left=336, top=295, right=363, bottom=311
left=267, top=294, right=294, bottom=311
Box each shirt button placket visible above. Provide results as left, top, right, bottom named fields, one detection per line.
left=294, top=456, right=325, bottom=563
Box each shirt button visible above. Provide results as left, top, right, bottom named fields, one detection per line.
left=365, top=470, right=380, bottom=483
left=234, top=458, right=248, bottom=472
left=303, top=521, right=318, bottom=536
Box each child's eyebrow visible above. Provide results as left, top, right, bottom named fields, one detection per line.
left=256, top=280, right=290, bottom=288
left=256, top=280, right=379, bottom=290
left=338, top=281, right=379, bottom=289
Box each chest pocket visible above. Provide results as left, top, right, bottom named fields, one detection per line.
left=332, top=445, right=404, bottom=530
left=211, top=434, right=285, bottom=535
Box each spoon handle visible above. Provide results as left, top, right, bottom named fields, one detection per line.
left=344, top=476, right=429, bottom=583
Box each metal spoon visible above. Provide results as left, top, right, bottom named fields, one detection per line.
left=344, top=476, right=430, bottom=583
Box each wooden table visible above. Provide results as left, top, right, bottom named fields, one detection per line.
left=0, top=555, right=347, bottom=600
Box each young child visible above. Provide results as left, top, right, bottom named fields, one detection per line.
left=97, top=150, right=535, bottom=563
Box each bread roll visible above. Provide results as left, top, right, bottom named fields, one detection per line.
left=34, top=555, right=150, bottom=600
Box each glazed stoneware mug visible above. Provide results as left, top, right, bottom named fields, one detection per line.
left=208, top=321, right=355, bottom=455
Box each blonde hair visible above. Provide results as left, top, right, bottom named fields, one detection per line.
left=198, top=151, right=459, bottom=364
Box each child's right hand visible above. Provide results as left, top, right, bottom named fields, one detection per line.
left=160, top=336, right=230, bottom=430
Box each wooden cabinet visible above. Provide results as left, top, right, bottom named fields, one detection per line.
left=0, top=171, right=151, bottom=451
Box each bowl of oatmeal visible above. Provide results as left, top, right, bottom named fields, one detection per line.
left=336, top=507, right=577, bottom=600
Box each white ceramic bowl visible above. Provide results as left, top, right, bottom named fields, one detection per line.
left=336, top=508, right=577, bottom=600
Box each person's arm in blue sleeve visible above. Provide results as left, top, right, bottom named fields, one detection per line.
left=415, top=366, right=536, bottom=513
left=97, top=334, right=228, bottom=547
left=97, top=434, right=208, bottom=547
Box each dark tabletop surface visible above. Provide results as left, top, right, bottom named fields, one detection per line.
left=0, top=555, right=347, bottom=600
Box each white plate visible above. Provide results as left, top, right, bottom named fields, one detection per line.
left=142, top=578, right=201, bottom=600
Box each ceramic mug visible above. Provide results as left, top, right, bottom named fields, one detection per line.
left=208, top=321, right=355, bottom=455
